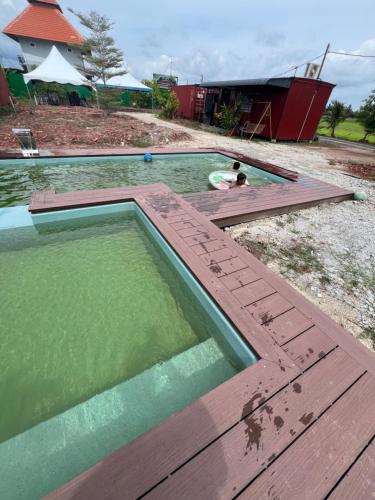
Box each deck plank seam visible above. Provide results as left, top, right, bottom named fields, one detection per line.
left=232, top=369, right=368, bottom=500
left=278, top=324, right=334, bottom=348
left=249, top=300, right=295, bottom=325
left=263, top=344, right=337, bottom=377
left=324, top=434, right=375, bottom=499
left=236, top=288, right=279, bottom=309
left=220, top=275, right=262, bottom=292
left=280, top=324, right=337, bottom=347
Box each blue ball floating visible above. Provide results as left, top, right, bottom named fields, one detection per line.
left=144, top=153, right=153, bottom=162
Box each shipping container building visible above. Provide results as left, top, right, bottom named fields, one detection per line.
left=173, top=77, right=335, bottom=141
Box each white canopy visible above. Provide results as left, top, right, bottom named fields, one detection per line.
left=97, top=72, right=152, bottom=92
left=23, top=46, right=90, bottom=87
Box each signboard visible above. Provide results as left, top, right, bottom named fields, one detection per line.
left=304, top=63, right=320, bottom=79
left=153, top=73, right=178, bottom=90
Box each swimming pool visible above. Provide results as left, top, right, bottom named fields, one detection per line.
left=0, top=202, right=257, bottom=499
left=0, top=153, right=289, bottom=207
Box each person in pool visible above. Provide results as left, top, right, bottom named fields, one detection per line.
left=229, top=161, right=241, bottom=172
left=230, top=172, right=248, bottom=188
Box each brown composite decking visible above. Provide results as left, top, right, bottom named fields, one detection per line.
left=28, top=183, right=375, bottom=500
left=182, top=151, right=352, bottom=227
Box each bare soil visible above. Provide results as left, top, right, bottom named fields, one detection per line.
left=0, top=106, right=191, bottom=149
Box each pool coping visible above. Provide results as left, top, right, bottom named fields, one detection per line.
left=30, top=183, right=375, bottom=500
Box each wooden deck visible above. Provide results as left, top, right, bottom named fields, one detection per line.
left=183, top=151, right=352, bottom=227
left=28, top=183, right=375, bottom=500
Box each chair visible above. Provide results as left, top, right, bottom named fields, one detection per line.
left=239, top=121, right=266, bottom=137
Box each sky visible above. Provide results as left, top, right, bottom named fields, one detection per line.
left=1, top=0, right=374, bottom=108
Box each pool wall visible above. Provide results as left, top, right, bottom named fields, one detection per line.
left=0, top=198, right=259, bottom=498
left=32, top=201, right=258, bottom=369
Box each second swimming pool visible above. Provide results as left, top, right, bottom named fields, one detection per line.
left=0, top=152, right=289, bottom=207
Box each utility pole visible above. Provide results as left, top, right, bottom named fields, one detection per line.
left=317, top=43, right=330, bottom=80
left=200, top=74, right=204, bottom=84
left=169, top=57, right=173, bottom=76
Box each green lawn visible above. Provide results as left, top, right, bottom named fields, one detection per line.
left=318, top=118, right=375, bottom=144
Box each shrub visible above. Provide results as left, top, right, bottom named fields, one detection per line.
left=160, top=91, right=179, bottom=119
left=216, top=102, right=241, bottom=133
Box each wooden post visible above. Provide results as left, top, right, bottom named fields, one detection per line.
left=249, top=102, right=271, bottom=141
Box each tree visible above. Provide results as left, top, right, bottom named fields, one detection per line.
left=69, top=9, right=126, bottom=85
left=326, top=100, right=347, bottom=137
left=143, top=79, right=169, bottom=108
left=358, top=89, right=375, bottom=142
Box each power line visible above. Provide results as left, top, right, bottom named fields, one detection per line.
left=271, top=46, right=375, bottom=80
left=328, top=51, right=375, bottom=58
left=271, top=53, right=324, bottom=78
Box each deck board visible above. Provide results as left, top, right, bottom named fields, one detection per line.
left=240, top=373, right=375, bottom=500
left=143, top=349, right=365, bottom=499
left=46, top=361, right=293, bottom=500
left=182, top=174, right=352, bottom=227
left=328, top=439, right=375, bottom=500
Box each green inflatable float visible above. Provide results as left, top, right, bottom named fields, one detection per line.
left=353, top=192, right=368, bottom=201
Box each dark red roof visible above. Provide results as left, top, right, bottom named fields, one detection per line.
left=2, top=3, right=84, bottom=45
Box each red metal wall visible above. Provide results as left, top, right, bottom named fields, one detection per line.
left=174, top=78, right=334, bottom=141
left=0, top=71, right=10, bottom=106
left=239, top=86, right=289, bottom=139
left=275, top=78, right=334, bottom=140
left=173, top=85, right=206, bottom=121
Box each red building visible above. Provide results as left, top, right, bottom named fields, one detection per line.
left=173, top=77, right=335, bottom=141
left=172, top=84, right=207, bottom=121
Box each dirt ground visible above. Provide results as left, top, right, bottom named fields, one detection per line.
left=0, top=106, right=191, bottom=148
left=1, top=107, right=374, bottom=350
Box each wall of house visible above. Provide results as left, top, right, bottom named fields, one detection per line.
left=19, top=38, right=84, bottom=71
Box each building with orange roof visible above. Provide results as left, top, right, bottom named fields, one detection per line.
left=2, top=0, right=85, bottom=72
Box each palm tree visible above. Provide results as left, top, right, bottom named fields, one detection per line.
left=326, top=100, right=347, bottom=137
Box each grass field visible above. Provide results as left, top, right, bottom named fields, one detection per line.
left=318, top=118, right=375, bottom=144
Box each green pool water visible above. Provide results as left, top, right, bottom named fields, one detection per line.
left=0, top=153, right=288, bottom=207
left=0, top=203, right=256, bottom=499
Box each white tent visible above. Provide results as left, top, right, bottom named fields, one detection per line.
left=96, top=73, right=152, bottom=92
left=23, top=46, right=90, bottom=87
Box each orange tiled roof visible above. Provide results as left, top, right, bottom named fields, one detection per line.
left=2, top=4, right=84, bottom=45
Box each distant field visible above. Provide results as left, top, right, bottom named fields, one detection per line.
left=318, top=118, right=375, bottom=144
